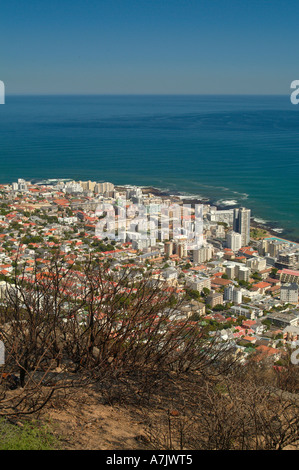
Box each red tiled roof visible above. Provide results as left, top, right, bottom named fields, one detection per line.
left=253, top=281, right=271, bottom=289
left=211, top=278, right=233, bottom=286
left=280, top=269, right=299, bottom=277
left=53, top=199, right=69, bottom=206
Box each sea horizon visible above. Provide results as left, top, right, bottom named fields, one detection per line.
left=5, top=93, right=290, bottom=97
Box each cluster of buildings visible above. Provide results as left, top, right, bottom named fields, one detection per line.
left=1, top=178, right=299, bottom=365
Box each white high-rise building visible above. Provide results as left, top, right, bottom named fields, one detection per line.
left=95, top=182, right=115, bottom=194
left=237, top=266, right=250, bottom=282
left=12, top=178, right=28, bottom=192
left=226, top=231, right=242, bottom=251
left=65, top=181, right=84, bottom=193
left=208, top=209, right=234, bottom=225
left=224, top=284, right=242, bottom=304
left=246, top=256, right=267, bottom=272
left=225, top=263, right=236, bottom=279
left=193, top=244, right=213, bottom=264
left=187, top=276, right=211, bottom=293
left=280, top=283, right=298, bottom=303
left=233, top=207, right=251, bottom=247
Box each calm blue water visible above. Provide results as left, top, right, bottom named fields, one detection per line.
left=0, top=95, right=299, bottom=239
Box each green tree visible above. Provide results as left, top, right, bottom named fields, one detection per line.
left=201, top=287, right=210, bottom=297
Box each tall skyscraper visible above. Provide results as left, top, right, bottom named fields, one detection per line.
left=233, top=207, right=251, bottom=247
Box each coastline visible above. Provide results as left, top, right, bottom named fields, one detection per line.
left=6, top=178, right=298, bottom=246
left=131, top=184, right=299, bottom=245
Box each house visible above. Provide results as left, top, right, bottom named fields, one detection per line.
left=211, top=277, right=233, bottom=288
left=242, top=319, right=256, bottom=329
left=242, top=335, right=257, bottom=344
left=253, top=345, right=281, bottom=363
left=252, top=281, right=272, bottom=295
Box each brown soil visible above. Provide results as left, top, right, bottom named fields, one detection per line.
left=44, top=390, right=148, bottom=450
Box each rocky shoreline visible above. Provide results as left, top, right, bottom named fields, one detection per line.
left=134, top=185, right=299, bottom=244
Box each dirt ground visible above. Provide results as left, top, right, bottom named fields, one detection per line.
left=44, top=390, right=149, bottom=450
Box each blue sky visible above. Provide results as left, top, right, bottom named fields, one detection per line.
left=1, top=0, right=298, bottom=94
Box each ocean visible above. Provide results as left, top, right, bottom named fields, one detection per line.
left=0, top=94, right=299, bottom=240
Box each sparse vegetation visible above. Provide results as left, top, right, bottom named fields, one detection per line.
left=0, top=419, right=59, bottom=450
left=0, top=253, right=299, bottom=450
